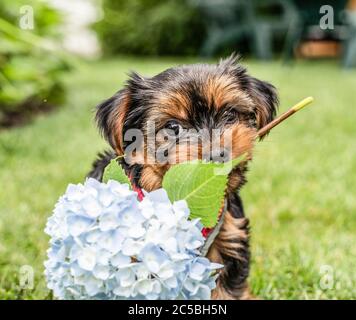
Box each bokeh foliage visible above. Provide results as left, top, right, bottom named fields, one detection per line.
left=95, top=0, right=206, bottom=56
left=0, top=0, right=70, bottom=126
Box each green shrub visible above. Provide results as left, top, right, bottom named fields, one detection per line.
left=0, top=0, right=70, bottom=127
left=95, top=0, right=206, bottom=56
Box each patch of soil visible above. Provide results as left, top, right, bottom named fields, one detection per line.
left=0, top=98, right=62, bottom=130
left=0, top=85, right=65, bottom=130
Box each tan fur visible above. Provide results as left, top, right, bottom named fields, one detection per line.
left=224, top=124, right=255, bottom=192
left=205, top=75, right=238, bottom=108
left=212, top=283, right=254, bottom=300
left=139, top=164, right=168, bottom=191
left=153, top=92, right=190, bottom=122
left=208, top=213, right=251, bottom=300
left=208, top=213, right=248, bottom=261
left=256, top=106, right=271, bottom=129
left=112, top=91, right=131, bottom=155
left=227, top=124, right=256, bottom=159
left=205, top=75, right=253, bottom=110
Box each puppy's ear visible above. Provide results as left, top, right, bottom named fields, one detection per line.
left=248, top=77, right=278, bottom=130
left=95, top=89, right=131, bottom=155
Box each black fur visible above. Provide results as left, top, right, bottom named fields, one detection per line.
left=95, top=94, right=121, bottom=149
left=87, top=150, right=143, bottom=189
left=224, top=192, right=250, bottom=297
left=87, top=150, right=116, bottom=181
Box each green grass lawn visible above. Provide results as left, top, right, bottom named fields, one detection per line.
left=0, top=57, right=355, bottom=299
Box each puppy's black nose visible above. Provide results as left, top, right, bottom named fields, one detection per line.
left=209, top=148, right=230, bottom=162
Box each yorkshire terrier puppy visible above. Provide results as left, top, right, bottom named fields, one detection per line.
left=88, top=54, right=278, bottom=299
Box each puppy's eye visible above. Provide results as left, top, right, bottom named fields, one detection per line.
left=164, top=120, right=182, bottom=136
left=248, top=112, right=257, bottom=127
left=225, top=109, right=239, bottom=124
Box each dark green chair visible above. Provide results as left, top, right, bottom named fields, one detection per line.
left=249, top=0, right=299, bottom=60
left=190, top=0, right=298, bottom=59
left=189, top=0, right=251, bottom=57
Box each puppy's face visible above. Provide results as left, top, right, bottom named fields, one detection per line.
left=97, top=55, right=278, bottom=191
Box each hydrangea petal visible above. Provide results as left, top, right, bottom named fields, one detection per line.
left=77, top=248, right=96, bottom=271
left=139, top=244, right=168, bottom=273
left=67, top=215, right=94, bottom=237
left=83, top=196, right=103, bottom=217
left=93, top=265, right=111, bottom=280
left=99, top=211, right=120, bottom=231
left=110, top=252, right=131, bottom=267
left=66, top=184, right=84, bottom=201
left=98, top=189, right=114, bottom=207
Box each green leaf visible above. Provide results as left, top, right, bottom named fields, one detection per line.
left=102, top=158, right=131, bottom=187
left=162, top=156, right=244, bottom=228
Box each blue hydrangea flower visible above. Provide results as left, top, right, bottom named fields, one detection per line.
left=45, top=178, right=222, bottom=300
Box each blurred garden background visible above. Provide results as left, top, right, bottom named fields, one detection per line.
left=0, top=0, right=355, bottom=299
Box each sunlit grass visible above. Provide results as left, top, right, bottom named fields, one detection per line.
left=0, top=57, right=355, bottom=299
